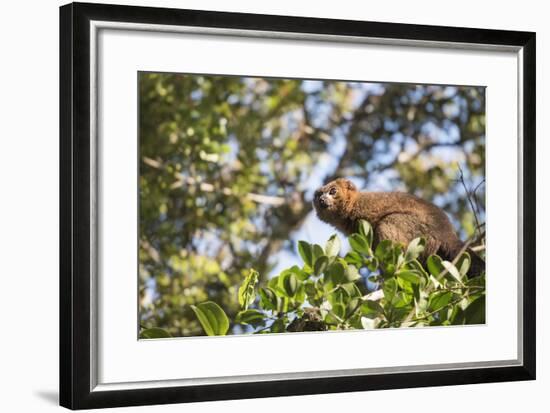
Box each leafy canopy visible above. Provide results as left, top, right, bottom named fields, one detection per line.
left=146, top=220, right=485, bottom=337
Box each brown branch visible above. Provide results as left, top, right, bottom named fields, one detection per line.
left=168, top=174, right=286, bottom=206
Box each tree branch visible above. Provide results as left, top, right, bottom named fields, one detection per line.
left=457, top=164, right=483, bottom=239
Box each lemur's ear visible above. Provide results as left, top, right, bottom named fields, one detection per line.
left=345, top=179, right=356, bottom=191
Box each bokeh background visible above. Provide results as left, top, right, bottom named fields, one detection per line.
left=138, top=73, right=485, bottom=337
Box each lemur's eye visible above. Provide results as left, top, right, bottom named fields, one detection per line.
left=329, top=187, right=337, bottom=196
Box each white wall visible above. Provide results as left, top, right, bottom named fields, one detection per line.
left=0, top=0, right=545, bottom=411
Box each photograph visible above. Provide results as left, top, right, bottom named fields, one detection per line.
left=138, top=73, right=487, bottom=338
left=55, top=1, right=537, bottom=409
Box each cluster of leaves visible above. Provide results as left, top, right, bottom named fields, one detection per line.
left=141, top=220, right=485, bottom=338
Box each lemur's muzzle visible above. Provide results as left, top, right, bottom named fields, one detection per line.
left=314, top=190, right=328, bottom=209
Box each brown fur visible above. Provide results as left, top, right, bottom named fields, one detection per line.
left=313, top=178, right=484, bottom=277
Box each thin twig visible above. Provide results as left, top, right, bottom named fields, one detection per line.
left=472, top=178, right=486, bottom=217
left=342, top=299, right=363, bottom=324
left=409, top=297, right=464, bottom=323
left=142, top=157, right=287, bottom=206
left=457, top=164, right=482, bottom=239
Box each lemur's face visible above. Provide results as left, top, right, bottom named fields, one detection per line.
left=313, top=178, right=357, bottom=220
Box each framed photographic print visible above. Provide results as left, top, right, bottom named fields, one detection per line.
left=59, top=2, right=536, bottom=409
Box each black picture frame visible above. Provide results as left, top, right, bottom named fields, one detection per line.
left=60, top=2, right=536, bottom=410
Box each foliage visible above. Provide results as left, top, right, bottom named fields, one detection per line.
left=139, top=327, right=172, bottom=339
left=138, top=73, right=485, bottom=337
left=147, top=220, right=485, bottom=337
left=190, top=301, right=230, bottom=336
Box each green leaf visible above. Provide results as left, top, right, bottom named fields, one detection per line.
left=238, top=269, right=259, bottom=310
left=312, top=244, right=325, bottom=265
left=396, top=270, right=421, bottom=285
left=427, top=254, right=445, bottom=278
left=442, top=260, right=463, bottom=283
left=344, top=251, right=363, bottom=266
left=325, top=234, right=342, bottom=257
left=139, top=327, right=171, bottom=339
left=283, top=272, right=299, bottom=297
left=393, top=291, right=413, bottom=309
left=328, top=288, right=346, bottom=308
left=361, top=299, right=384, bottom=315
left=340, top=282, right=362, bottom=298
left=286, top=265, right=309, bottom=281
left=450, top=305, right=466, bottom=325
left=393, top=307, right=412, bottom=322
left=414, top=293, right=429, bottom=317
left=304, top=280, right=323, bottom=306
left=235, top=309, right=265, bottom=326
left=383, top=278, right=398, bottom=304
left=344, top=264, right=360, bottom=281
left=333, top=302, right=346, bottom=319
left=270, top=318, right=286, bottom=333
left=271, top=274, right=290, bottom=298
left=396, top=253, right=406, bottom=270
left=326, top=261, right=346, bottom=285
left=349, top=233, right=371, bottom=255
left=298, top=241, right=313, bottom=268
left=259, top=287, right=278, bottom=311
left=366, top=256, right=379, bottom=272
left=358, top=220, right=373, bottom=247
left=456, top=252, right=471, bottom=277
left=375, top=240, right=393, bottom=258
left=464, top=295, right=486, bottom=324
left=397, top=276, right=414, bottom=294
left=405, top=259, right=429, bottom=278
left=313, top=256, right=329, bottom=276
left=466, top=273, right=486, bottom=287
left=277, top=296, right=289, bottom=313
left=293, top=283, right=306, bottom=305
left=405, top=237, right=426, bottom=262
left=429, top=291, right=453, bottom=311
left=375, top=240, right=401, bottom=275
left=190, top=301, right=230, bottom=336
left=346, top=298, right=361, bottom=318
left=268, top=275, right=279, bottom=290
